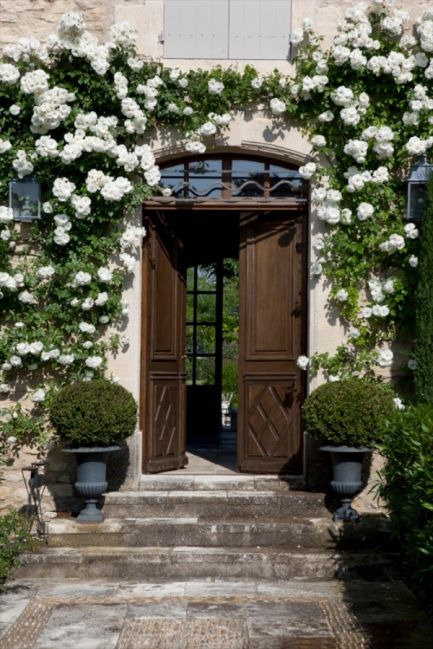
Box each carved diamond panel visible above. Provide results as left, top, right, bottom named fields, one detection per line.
left=246, top=382, right=294, bottom=459
left=154, top=384, right=177, bottom=457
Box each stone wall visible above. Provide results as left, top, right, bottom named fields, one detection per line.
left=1, top=0, right=427, bottom=515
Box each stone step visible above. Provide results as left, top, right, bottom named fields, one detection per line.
left=103, top=489, right=328, bottom=519
left=138, top=474, right=304, bottom=492
left=47, top=515, right=393, bottom=551
left=15, top=546, right=400, bottom=581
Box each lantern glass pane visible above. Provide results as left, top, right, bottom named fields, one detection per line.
left=9, top=180, right=41, bottom=222
left=409, top=182, right=427, bottom=220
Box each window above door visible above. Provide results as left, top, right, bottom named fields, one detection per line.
left=163, top=0, right=292, bottom=60
left=160, top=155, right=307, bottom=201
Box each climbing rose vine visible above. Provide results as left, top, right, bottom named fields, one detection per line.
left=0, top=0, right=430, bottom=443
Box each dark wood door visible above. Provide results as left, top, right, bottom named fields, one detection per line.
left=238, top=211, right=306, bottom=474
left=141, top=213, right=187, bottom=473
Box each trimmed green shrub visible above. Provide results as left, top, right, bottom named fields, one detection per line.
left=302, top=377, right=396, bottom=447
left=49, top=379, right=137, bottom=447
left=0, top=510, right=34, bottom=584
left=415, top=174, right=433, bottom=402
left=379, top=405, right=433, bottom=606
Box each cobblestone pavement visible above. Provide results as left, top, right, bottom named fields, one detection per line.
left=0, top=578, right=431, bottom=649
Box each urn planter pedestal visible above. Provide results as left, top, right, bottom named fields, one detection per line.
left=320, top=446, right=372, bottom=523
left=63, top=446, right=120, bottom=522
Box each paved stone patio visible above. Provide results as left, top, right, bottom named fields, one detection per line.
left=0, top=578, right=430, bottom=648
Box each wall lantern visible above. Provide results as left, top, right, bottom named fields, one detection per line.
left=406, top=155, right=433, bottom=221
left=8, top=178, right=41, bottom=222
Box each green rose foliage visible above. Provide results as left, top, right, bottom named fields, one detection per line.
left=379, top=404, right=433, bottom=608
left=0, top=509, right=34, bottom=583
left=48, top=379, right=137, bottom=446
left=302, top=377, right=395, bottom=447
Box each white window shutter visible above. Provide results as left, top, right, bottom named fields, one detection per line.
left=229, top=0, right=292, bottom=60
left=164, top=0, right=229, bottom=59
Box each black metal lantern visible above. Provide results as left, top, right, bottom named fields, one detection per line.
left=406, top=155, right=433, bottom=220
left=8, top=178, right=41, bottom=222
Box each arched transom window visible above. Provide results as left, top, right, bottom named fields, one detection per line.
left=158, top=155, right=308, bottom=203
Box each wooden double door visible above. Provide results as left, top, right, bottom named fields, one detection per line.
left=141, top=208, right=306, bottom=474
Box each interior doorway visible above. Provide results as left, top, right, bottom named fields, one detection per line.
left=141, top=154, right=308, bottom=475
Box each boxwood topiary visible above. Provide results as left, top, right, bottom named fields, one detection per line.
left=302, top=377, right=396, bottom=447
left=49, top=379, right=137, bottom=447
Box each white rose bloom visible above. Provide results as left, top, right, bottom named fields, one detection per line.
left=383, top=278, right=395, bottom=294
left=9, top=104, right=20, bottom=116
left=340, top=106, right=361, bottom=126
left=318, top=110, right=334, bottom=122
left=296, top=355, right=309, bottom=370
left=0, top=207, right=13, bottom=224
left=97, top=267, right=112, bottom=282
left=311, top=187, right=327, bottom=203
left=377, top=349, right=393, bottom=368
left=327, top=190, right=342, bottom=203
left=372, top=166, right=390, bottom=183
left=251, top=77, right=263, bottom=89
left=298, top=162, right=316, bottom=179
left=31, top=388, right=46, bottom=403
left=348, top=326, right=360, bottom=340
left=409, top=255, right=418, bottom=267
left=357, top=202, right=374, bottom=221
left=270, top=98, right=286, bottom=115
left=71, top=195, right=91, bottom=218
left=119, top=252, right=137, bottom=273
left=169, top=68, right=181, bottom=81
left=311, top=135, right=326, bottom=148
left=18, top=290, right=37, bottom=304
left=99, top=315, right=110, bottom=324
left=73, top=271, right=92, bottom=286
left=20, top=69, right=49, bottom=94
left=344, top=139, right=368, bottom=163
left=54, top=228, right=70, bottom=246
left=0, top=63, right=20, bottom=83
left=0, top=383, right=11, bottom=393
left=120, top=226, right=146, bottom=250
left=290, top=29, right=304, bottom=45
left=100, top=177, right=133, bottom=202
left=81, top=297, right=94, bottom=311
left=1, top=229, right=11, bottom=241
left=70, top=298, right=79, bottom=307
left=37, top=265, right=55, bottom=280
left=208, top=79, right=224, bottom=95
left=393, top=398, right=405, bottom=411
left=53, top=177, right=76, bottom=201
left=0, top=139, right=12, bottom=154
left=79, top=321, right=96, bottom=334
left=41, top=348, right=60, bottom=361
left=95, top=292, right=108, bottom=306
left=404, top=223, right=419, bottom=239
left=332, top=45, right=351, bottom=65
left=16, top=342, right=31, bottom=355
left=341, top=208, right=352, bottom=224
left=58, top=354, right=75, bottom=365
left=372, top=304, right=389, bottom=317
left=9, top=355, right=22, bottom=367
left=335, top=289, right=348, bottom=302
left=144, top=166, right=161, bottom=187
left=14, top=322, right=24, bottom=328
left=82, top=341, right=93, bottom=349
left=198, top=121, right=217, bottom=137
left=406, top=136, right=429, bottom=156
left=12, top=150, right=34, bottom=178
left=185, top=140, right=206, bottom=154
left=408, top=358, right=417, bottom=370
left=35, top=136, right=59, bottom=158
left=86, top=169, right=107, bottom=193
left=85, top=356, right=103, bottom=369
left=331, top=86, right=353, bottom=106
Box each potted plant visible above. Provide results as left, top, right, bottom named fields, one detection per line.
left=49, top=379, right=137, bottom=522
left=302, top=377, right=395, bottom=522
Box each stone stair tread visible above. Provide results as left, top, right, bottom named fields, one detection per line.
left=23, top=545, right=398, bottom=559
left=105, top=489, right=324, bottom=498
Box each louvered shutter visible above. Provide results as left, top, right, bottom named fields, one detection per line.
left=164, top=0, right=229, bottom=59
left=229, top=0, right=292, bottom=60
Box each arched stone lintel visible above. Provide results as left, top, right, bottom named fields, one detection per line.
left=152, top=141, right=310, bottom=168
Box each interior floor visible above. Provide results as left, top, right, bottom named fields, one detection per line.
left=159, top=449, right=238, bottom=475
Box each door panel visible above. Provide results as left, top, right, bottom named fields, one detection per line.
left=141, top=214, right=187, bottom=473
left=238, top=212, right=306, bottom=474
